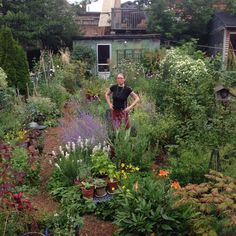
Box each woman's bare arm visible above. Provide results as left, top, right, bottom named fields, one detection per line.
left=105, top=88, right=113, bottom=110
left=124, top=92, right=140, bottom=112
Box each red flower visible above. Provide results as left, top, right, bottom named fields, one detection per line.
left=12, top=192, right=23, bottom=201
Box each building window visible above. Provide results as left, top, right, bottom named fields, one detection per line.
left=117, top=49, right=144, bottom=66
left=97, top=44, right=111, bottom=72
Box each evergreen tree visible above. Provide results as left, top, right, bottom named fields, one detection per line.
left=0, top=27, right=31, bottom=95
left=0, top=27, right=17, bottom=87
left=14, top=43, right=31, bottom=94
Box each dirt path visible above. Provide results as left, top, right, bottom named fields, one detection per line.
left=31, top=102, right=116, bottom=236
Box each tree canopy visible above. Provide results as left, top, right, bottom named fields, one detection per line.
left=0, top=0, right=79, bottom=50
left=136, top=0, right=235, bottom=41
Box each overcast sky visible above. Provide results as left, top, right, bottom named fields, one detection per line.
left=67, top=0, right=134, bottom=12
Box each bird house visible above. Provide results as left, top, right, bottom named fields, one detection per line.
left=214, top=85, right=230, bottom=102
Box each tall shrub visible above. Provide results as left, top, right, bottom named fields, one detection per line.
left=0, top=27, right=31, bottom=95
left=72, top=44, right=96, bottom=69
left=153, top=48, right=217, bottom=148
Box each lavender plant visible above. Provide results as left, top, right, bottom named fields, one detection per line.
left=61, top=110, right=108, bottom=145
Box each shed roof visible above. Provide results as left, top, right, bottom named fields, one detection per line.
left=73, top=34, right=160, bottom=41
left=215, top=12, right=236, bottom=28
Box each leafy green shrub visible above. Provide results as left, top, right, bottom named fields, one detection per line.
left=141, top=49, right=166, bottom=74
left=11, top=147, right=40, bottom=185
left=169, top=147, right=209, bottom=186
left=47, top=186, right=84, bottom=235
left=114, top=176, right=193, bottom=236
left=113, top=125, right=155, bottom=170
left=0, top=67, right=7, bottom=89
left=150, top=47, right=236, bottom=151
left=38, top=81, right=70, bottom=108
left=0, top=107, right=26, bottom=141
left=25, top=96, right=60, bottom=123
left=72, top=44, right=96, bottom=69
left=47, top=186, right=96, bottom=235
left=91, top=150, right=115, bottom=177
left=0, top=87, right=16, bottom=111
left=220, top=144, right=236, bottom=179
left=55, top=63, right=85, bottom=93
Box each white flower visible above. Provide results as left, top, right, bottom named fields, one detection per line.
left=55, top=163, right=61, bottom=169
left=49, top=160, right=52, bottom=165
left=77, top=136, right=81, bottom=144
left=80, top=141, right=84, bottom=149
left=65, top=144, right=70, bottom=152
left=59, top=146, right=63, bottom=153
left=85, top=138, right=89, bottom=147
left=72, top=142, right=76, bottom=152
left=98, top=143, right=101, bottom=150
left=92, top=145, right=98, bottom=153
left=52, top=150, right=56, bottom=156
left=65, top=152, right=70, bottom=159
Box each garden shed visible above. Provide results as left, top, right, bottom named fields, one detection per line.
left=73, top=34, right=160, bottom=78
left=210, top=12, right=236, bottom=69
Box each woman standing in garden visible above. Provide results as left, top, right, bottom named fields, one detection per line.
left=105, top=73, right=140, bottom=129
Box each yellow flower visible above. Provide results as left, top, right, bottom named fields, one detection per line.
left=135, top=167, right=140, bottom=171
left=121, top=163, right=125, bottom=168
left=121, top=170, right=125, bottom=174
left=112, top=187, right=115, bottom=191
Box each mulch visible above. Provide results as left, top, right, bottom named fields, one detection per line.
left=30, top=102, right=116, bottom=236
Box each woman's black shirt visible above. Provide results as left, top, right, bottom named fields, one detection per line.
left=110, top=84, right=132, bottom=110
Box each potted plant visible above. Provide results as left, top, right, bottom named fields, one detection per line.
left=91, top=150, right=116, bottom=181
left=81, top=180, right=94, bottom=199
left=107, top=170, right=119, bottom=194
left=94, top=178, right=107, bottom=197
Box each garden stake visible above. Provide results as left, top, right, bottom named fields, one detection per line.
left=75, top=225, right=80, bottom=236
left=209, top=148, right=221, bottom=171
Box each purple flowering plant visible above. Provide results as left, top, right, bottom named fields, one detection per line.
left=61, top=110, right=108, bottom=145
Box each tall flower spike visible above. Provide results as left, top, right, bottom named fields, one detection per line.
left=72, top=142, right=76, bottom=152
left=65, top=152, right=70, bottom=159
left=52, top=150, right=56, bottom=156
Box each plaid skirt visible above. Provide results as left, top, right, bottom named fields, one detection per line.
left=111, top=109, right=130, bottom=129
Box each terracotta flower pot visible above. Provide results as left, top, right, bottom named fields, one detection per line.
left=81, top=187, right=94, bottom=199
left=107, top=179, right=119, bottom=194
left=94, top=186, right=107, bottom=197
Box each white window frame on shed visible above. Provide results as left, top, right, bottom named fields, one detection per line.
left=96, top=44, right=111, bottom=79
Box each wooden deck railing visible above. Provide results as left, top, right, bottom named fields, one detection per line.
left=111, top=8, right=147, bottom=31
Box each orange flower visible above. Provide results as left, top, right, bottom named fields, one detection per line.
left=171, top=181, right=181, bottom=190
left=158, top=169, right=169, bottom=177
